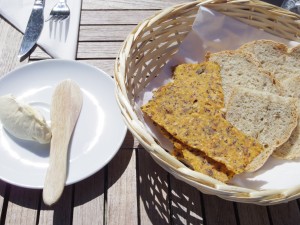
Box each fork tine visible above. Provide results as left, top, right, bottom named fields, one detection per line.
left=45, top=15, right=54, bottom=22
left=57, top=15, right=65, bottom=21
left=60, top=15, right=70, bottom=21
left=46, top=15, right=69, bottom=23
left=53, top=16, right=61, bottom=22
left=53, top=15, right=63, bottom=22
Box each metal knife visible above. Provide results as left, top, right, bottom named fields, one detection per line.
left=18, top=0, right=45, bottom=60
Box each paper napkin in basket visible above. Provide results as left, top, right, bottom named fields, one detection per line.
left=0, top=0, right=82, bottom=59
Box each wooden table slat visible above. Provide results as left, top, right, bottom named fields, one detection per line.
left=4, top=187, right=40, bottom=225
left=80, top=11, right=157, bottom=25
left=202, top=195, right=238, bottom=225
left=268, top=201, right=300, bottom=225
left=236, top=203, right=270, bottom=225
left=31, top=42, right=122, bottom=59
left=79, top=25, right=136, bottom=41
left=107, top=149, right=138, bottom=225
left=82, top=0, right=190, bottom=10
left=39, top=186, right=73, bottom=225
left=77, top=42, right=122, bottom=59
left=73, top=170, right=105, bottom=225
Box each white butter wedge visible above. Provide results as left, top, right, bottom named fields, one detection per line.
left=0, top=95, right=51, bottom=144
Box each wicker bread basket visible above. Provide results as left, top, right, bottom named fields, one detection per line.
left=114, top=0, right=300, bottom=205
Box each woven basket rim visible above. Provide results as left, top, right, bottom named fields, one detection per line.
left=114, top=0, right=300, bottom=205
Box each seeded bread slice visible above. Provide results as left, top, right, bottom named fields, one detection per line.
left=273, top=76, right=300, bottom=159
left=157, top=124, right=235, bottom=183
left=206, top=50, right=283, bottom=104
left=226, top=87, right=298, bottom=171
left=171, top=133, right=235, bottom=183
left=239, top=39, right=300, bottom=81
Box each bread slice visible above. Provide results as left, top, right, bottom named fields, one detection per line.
left=206, top=50, right=283, bottom=104
left=282, top=76, right=300, bottom=98
left=273, top=76, right=300, bottom=159
left=226, top=87, right=298, bottom=171
left=179, top=148, right=234, bottom=183
left=164, top=129, right=235, bottom=183
left=239, top=39, right=300, bottom=81
left=156, top=124, right=235, bottom=183
left=142, top=63, right=265, bottom=174
left=142, top=62, right=225, bottom=120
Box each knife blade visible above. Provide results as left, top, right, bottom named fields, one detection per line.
left=18, top=0, right=45, bottom=60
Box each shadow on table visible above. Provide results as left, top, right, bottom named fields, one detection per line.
left=138, top=147, right=204, bottom=225
left=0, top=182, right=43, bottom=224
left=37, top=130, right=135, bottom=224
left=0, top=130, right=134, bottom=224
left=0, top=131, right=202, bottom=224
left=73, top=129, right=135, bottom=204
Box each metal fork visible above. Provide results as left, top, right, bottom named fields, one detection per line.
left=46, top=0, right=70, bottom=22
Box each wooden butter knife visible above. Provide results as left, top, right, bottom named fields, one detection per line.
left=43, top=79, right=83, bottom=206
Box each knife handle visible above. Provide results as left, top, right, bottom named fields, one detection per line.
left=42, top=80, right=83, bottom=206
left=42, top=129, right=70, bottom=206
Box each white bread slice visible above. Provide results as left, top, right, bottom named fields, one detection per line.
left=281, top=76, right=300, bottom=106
left=273, top=76, right=300, bottom=159
left=226, top=87, right=298, bottom=171
left=206, top=50, right=283, bottom=104
left=239, top=39, right=300, bottom=81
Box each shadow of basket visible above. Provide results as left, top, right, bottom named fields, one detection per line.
left=138, top=148, right=204, bottom=225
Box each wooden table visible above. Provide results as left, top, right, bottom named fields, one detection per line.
left=1, top=0, right=300, bottom=224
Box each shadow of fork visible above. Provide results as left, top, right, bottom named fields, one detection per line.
left=48, top=18, right=70, bottom=42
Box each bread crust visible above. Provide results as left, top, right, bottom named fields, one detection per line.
left=238, top=40, right=300, bottom=160
left=226, top=87, right=298, bottom=171
left=273, top=76, right=300, bottom=159
left=238, top=39, right=300, bottom=81
left=206, top=50, right=284, bottom=104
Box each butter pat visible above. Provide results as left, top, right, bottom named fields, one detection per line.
left=0, top=95, right=52, bottom=144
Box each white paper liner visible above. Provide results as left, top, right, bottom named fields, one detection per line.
left=135, top=6, right=300, bottom=191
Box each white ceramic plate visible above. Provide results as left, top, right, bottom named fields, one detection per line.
left=0, top=59, right=127, bottom=189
